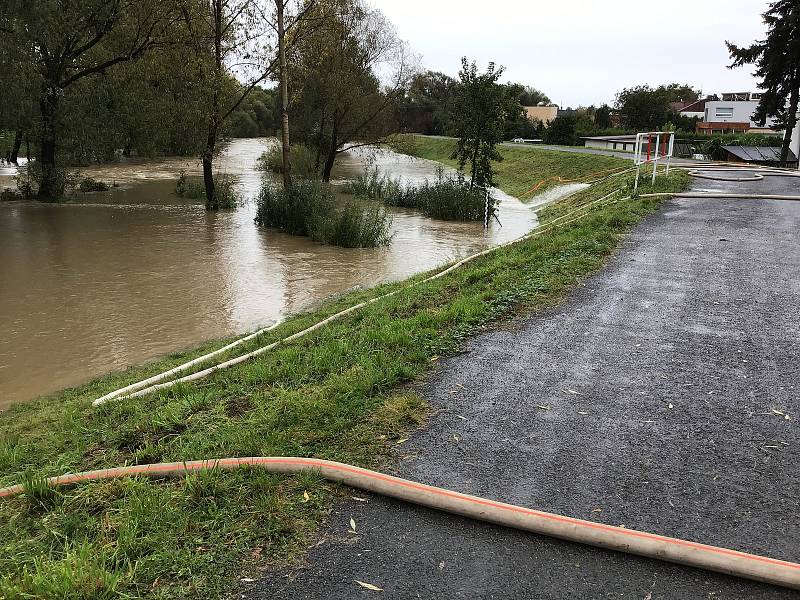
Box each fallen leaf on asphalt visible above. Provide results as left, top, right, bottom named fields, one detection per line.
left=453, top=433, right=461, bottom=443
left=349, top=518, right=357, bottom=533
left=536, top=405, right=550, bottom=410
left=302, top=490, right=310, bottom=503
left=355, top=580, right=383, bottom=592
left=592, top=508, right=602, bottom=513
left=643, top=592, right=652, bottom=600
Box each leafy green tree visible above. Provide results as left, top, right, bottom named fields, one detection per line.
left=450, top=58, right=517, bottom=189
left=0, top=39, right=37, bottom=164
left=727, top=0, right=800, bottom=166
left=290, top=0, right=413, bottom=182
left=595, top=104, right=612, bottom=129
left=180, top=0, right=276, bottom=208
left=615, top=83, right=700, bottom=131
left=0, top=0, right=180, bottom=198
left=395, top=71, right=457, bottom=135
left=514, top=85, right=551, bottom=106
left=543, top=115, right=577, bottom=145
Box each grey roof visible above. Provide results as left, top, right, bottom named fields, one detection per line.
left=721, top=145, right=797, bottom=163
left=582, top=135, right=638, bottom=142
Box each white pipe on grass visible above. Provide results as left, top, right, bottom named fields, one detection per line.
left=93, top=188, right=625, bottom=405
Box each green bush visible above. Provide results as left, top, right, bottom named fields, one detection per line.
left=77, top=176, right=110, bottom=192
left=257, top=144, right=318, bottom=179
left=346, top=165, right=495, bottom=222
left=175, top=170, right=240, bottom=209
left=344, top=165, right=406, bottom=203
left=324, top=201, right=393, bottom=248
left=256, top=180, right=392, bottom=247
left=409, top=171, right=494, bottom=221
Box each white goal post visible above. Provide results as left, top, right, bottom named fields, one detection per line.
left=633, top=131, right=675, bottom=193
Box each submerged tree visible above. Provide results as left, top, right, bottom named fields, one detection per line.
left=0, top=0, right=181, bottom=198
left=450, top=58, right=517, bottom=189
left=180, top=0, right=273, bottom=208
left=290, top=0, right=413, bottom=182
left=727, top=0, right=800, bottom=166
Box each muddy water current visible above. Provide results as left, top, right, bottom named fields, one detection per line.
left=0, top=139, right=541, bottom=408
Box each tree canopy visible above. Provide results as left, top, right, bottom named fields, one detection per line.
left=727, top=0, right=800, bottom=165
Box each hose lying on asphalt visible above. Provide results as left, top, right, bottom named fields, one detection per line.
left=93, top=187, right=625, bottom=406
left=1, top=457, right=798, bottom=590
left=643, top=192, right=800, bottom=202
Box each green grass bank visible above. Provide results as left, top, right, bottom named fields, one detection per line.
left=402, top=135, right=628, bottom=199
left=0, top=153, right=689, bottom=598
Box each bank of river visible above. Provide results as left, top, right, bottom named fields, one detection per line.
left=0, top=139, right=537, bottom=408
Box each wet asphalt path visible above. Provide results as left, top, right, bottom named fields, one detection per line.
left=251, top=171, right=800, bottom=599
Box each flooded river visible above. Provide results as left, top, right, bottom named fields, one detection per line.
left=0, top=139, right=538, bottom=408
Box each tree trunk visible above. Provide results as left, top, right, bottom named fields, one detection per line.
left=277, top=0, right=292, bottom=188
left=469, top=141, right=480, bottom=189
left=38, top=85, right=60, bottom=200
left=322, top=118, right=338, bottom=182
left=202, top=127, right=217, bottom=210
left=203, top=0, right=224, bottom=211
left=780, top=79, right=799, bottom=168
left=10, top=130, right=23, bottom=165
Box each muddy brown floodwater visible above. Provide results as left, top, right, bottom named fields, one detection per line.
left=0, top=139, right=538, bottom=409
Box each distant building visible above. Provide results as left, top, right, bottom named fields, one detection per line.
left=695, top=92, right=778, bottom=135
left=523, top=106, right=558, bottom=124
left=676, top=98, right=709, bottom=120
left=582, top=134, right=638, bottom=151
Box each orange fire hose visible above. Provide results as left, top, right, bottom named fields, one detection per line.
left=1, top=457, right=798, bottom=590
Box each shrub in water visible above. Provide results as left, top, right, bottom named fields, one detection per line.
left=323, top=200, right=393, bottom=248
left=256, top=180, right=392, bottom=247
left=175, top=170, right=240, bottom=208
left=257, top=143, right=318, bottom=179
left=347, top=165, right=495, bottom=222
left=78, top=177, right=110, bottom=192
left=413, top=169, right=494, bottom=221
left=255, top=179, right=333, bottom=236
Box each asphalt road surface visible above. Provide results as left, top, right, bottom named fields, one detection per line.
left=251, top=170, right=800, bottom=599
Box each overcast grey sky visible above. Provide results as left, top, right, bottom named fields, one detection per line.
left=375, top=0, right=770, bottom=107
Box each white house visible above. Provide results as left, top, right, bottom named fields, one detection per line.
left=582, top=135, right=638, bottom=151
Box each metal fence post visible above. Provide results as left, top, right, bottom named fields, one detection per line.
left=484, top=187, right=490, bottom=229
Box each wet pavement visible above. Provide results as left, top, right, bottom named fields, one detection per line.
left=250, top=170, right=800, bottom=599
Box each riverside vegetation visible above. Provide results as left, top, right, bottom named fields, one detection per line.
left=0, top=148, right=690, bottom=598
left=344, top=164, right=495, bottom=222
left=255, top=179, right=392, bottom=248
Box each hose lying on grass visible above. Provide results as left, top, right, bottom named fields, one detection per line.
left=93, top=187, right=626, bottom=406
left=1, top=457, right=798, bottom=590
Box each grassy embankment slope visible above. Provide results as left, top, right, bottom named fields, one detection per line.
left=0, top=146, right=689, bottom=599
left=402, top=135, right=628, bottom=199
